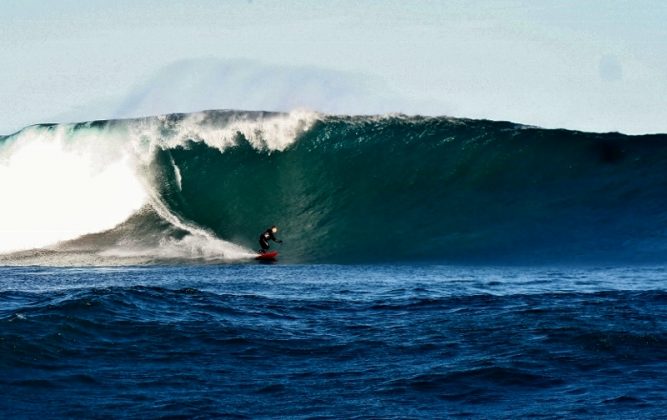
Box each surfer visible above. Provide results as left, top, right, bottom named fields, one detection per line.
left=258, top=225, right=282, bottom=253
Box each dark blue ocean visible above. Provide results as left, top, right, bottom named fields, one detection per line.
left=2, top=264, right=666, bottom=418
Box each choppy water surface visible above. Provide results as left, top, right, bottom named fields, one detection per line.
left=2, top=264, right=666, bottom=418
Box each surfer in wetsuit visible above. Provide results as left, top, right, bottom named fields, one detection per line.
left=258, top=226, right=282, bottom=253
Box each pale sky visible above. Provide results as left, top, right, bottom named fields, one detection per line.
left=1, top=0, right=666, bottom=134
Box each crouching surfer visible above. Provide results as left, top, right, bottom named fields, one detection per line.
left=258, top=225, right=282, bottom=254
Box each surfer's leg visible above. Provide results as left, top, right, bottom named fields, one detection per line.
left=259, top=238, right=269, bottom=252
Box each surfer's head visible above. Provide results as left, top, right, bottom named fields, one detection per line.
left=271, top=226, right=278, bottom=233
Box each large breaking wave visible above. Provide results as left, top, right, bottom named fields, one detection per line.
left=1, top=110, right=666, bottom=265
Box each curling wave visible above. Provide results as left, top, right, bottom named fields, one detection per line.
left=1, top=109, right=667, bottom=264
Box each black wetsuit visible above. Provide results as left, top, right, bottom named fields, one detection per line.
left=259, top=228, right=280, bottom=252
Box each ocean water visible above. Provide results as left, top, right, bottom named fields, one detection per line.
left=2, top=110, right=667, bottom=417
left=2, top=264, right=666, bottom=418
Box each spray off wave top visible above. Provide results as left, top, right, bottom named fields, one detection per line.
left=1, top=109, right=666, bottom=265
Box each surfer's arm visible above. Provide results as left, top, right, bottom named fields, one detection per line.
left=266, top=231, right=282, bottom=243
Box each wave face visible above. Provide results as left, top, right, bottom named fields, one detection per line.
left=1, top=110, right=667, bottom=264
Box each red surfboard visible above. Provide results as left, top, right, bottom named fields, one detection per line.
left=255, top=251, right=278, bottom=261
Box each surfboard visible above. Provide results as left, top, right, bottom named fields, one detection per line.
left=255, top=251, right=278, bottom=261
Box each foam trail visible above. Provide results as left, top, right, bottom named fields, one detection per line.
left=100, top=191, right=256, bottom=261
left=170, top=156, right=183, bottom=191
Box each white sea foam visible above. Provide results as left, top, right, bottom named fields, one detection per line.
left=99, top=235, right=255, bottom=261
left=130, top=109, right=319, bottom=153
left=0, top=125, right=146, bottom=253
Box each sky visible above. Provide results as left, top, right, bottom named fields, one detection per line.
left=1, top=0, right=666, bottom=135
